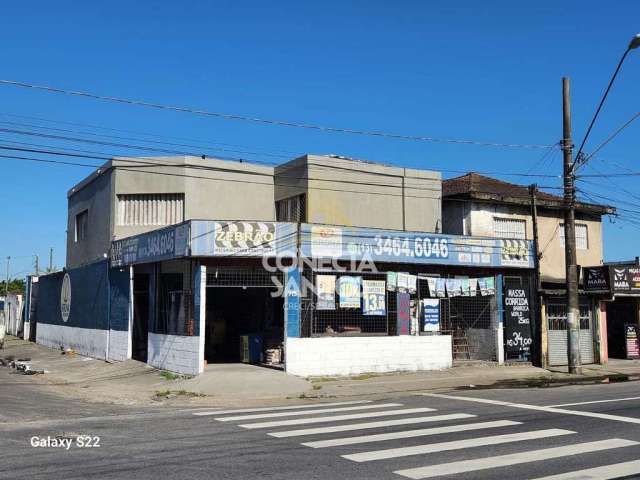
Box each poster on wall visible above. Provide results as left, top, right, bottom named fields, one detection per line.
left=426, top=277, right=437, bottom=297
left=460, top=278, right=470, bottom=296
left=396, top=292, right=411, bottom=335
left=363, top=280, right=386, bottom=316
left=338, top=276, right=362, bottom=308
left=436, top=279, right=446, bottom=297
left=469, top=278, right=478, bottom=296
left=504, top=286, right=533, bottom=357
left=386, top=272, right=397, bottom=291
left=625, top=324, right=640, bottom=360
left=316, top=275, right=336, bottom=310
left=396, top=272, right=410, bottom=292
left=421, top=299, right=440, bottom=332
left=408, top=274, right=417, bottom=294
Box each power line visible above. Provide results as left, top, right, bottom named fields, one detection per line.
left=0, top=79, right=555, bottom=149
left=578, top=110, right=640, bottom=167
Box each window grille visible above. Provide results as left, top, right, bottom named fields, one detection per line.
left=547, top=303, right=591, bottom=330
left=276, top=194, right=306, bottom=223
left=559, top=223, right=588, bottom=250
left=493, top=217, right=526, bottom=239
left=75, top=209, right=88, bottom=242
left=117, top=193, right=184, bottom=226
left=206, top=267, right=283, bottom=287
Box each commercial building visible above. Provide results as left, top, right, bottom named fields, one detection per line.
left=442, top=172, right=614, bottom=367
left=30, top=156, right=535, bottom=376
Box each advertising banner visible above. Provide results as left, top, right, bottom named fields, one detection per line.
left=421, top=299, right=440, bottom=332
left=386, top=272, right=397, bottom=291
left=300, top=224, right=534, bottom=269
left=504, top=286, right=533, bottom=356
left=338, top=276, right=361, bottom=308
left=362, top=280, right=386, bottom=316
left=625, top=324, right=640, bottom=360
left=396, top=292, right=411, bottom=335
left=111, top=223, right=189, bottom=267
left=316, top=275, right=336, bottom=310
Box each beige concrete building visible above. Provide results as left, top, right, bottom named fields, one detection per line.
left=442, top=172, right=614, bottom=367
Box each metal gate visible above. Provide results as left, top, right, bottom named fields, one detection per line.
left=547, top=302, right=595, bottom=366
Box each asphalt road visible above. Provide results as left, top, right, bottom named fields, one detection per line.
left=2, top=378, right=640, bottom=479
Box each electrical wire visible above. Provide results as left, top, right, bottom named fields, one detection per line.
left=0, top=79, right=555, bottom=149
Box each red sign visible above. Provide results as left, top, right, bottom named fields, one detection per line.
left=396, top=292, right=411, bottom=335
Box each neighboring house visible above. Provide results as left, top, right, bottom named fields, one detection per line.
left=442, top=172, right=615, bottom=367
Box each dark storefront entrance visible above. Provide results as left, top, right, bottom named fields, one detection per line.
left=606, top=297, right=637, bottom=359
left=204, top=265, right=284, bottom=364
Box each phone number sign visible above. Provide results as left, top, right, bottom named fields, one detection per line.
left=301, top=224, right=533, bottom=269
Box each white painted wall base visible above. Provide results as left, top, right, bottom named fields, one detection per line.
left=36, top=323, right=108, bottom=359
left=148, top=332, right=201, bottom=376
left=285, top=335, right=453, bottom=377
left=107, top=329, right=130, bottom=362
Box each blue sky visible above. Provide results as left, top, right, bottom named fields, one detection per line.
left=1, top=1, right=639, bottom=277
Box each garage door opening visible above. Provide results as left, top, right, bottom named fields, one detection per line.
left=204, top=267, right=284, bottom=366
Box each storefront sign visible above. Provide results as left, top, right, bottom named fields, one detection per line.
left=625, top=324, right=640, bottom=359
left=504, top=287, right=532, bottom=356
left=111, top=223, right=189, bottom=267
left=338, top=276, right=361, bottom=308
left=613, top=267, right=640, bottom=293
left=363, top=280, right=386, bottom=316
left=583, top=265, right=640, bottom=295
left=421, top=299, right=440, bottom=332
left=397, top=292, right=411, bottom=335
left=300, top=224, right=534, bottom=269
left=190, top=221, right=297, bottom=257
left=316, top=275, right=336, bottom=310
left=583, top=266, right=612, bottom=292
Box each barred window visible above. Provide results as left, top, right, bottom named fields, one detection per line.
left=493, top=217, right=526, bottom=239
left=559, top=223, right=588, bottom=250
left=276, top=194, right=306, bottom=222
left=117, top=193, right=184, bottom=226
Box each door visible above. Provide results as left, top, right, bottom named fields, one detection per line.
left=547, top=303, right=595, bottom=366
left=132, top=274, right=150, bottom=362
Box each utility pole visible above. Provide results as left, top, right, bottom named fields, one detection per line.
left=529, top=184, right=543, bottom=367
left=49, top=248, right=53, bottom=272
left=561, top=77, right=582, bottom=374
left=4, top=256, right=9, bottom=297
left=35, top=255, right=40, bottom=276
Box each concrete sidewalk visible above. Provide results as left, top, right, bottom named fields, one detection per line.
left=2, top=336, right=639, bottom=408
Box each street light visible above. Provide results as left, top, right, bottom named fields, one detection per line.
left=573, top=33, right=640, bottom=169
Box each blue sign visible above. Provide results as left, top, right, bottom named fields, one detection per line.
left=422, top=299, right=440, bottom=332
left=300, top=224, right=533, bottom=269
left=111, top=223, right=189, bottom=267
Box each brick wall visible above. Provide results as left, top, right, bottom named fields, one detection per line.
left=285, top=335, right=452, bottom=377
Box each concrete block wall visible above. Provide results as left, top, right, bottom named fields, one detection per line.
left=148, top=333, right=200, bottom=375
left=107, top=329, right=130, bottom=362
left=285, top=335, right=452, bottom=377
left=37, top=323, right=108, bottom=359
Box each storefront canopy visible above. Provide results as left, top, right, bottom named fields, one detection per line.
left=111, top=220, right=535, bottom=269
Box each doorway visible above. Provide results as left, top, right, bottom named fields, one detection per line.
left=132, top=274, right=150, bottom=362
left=606, top=297, right=637, bottom=359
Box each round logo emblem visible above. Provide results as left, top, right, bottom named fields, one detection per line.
left=60, top=273, right=71, bottom=322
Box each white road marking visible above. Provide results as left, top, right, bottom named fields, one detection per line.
left=268, top=413, right=476, bottom=438
left=301, top=420, right=521, bottom=448
left=192, top=400, right=371, bottom=416
left=240, top=407, right=436, bottom=429
left=215, top=403, right=402, bottom=421
left=342, top=428, right=573, bottom=463
left=394, top=439, right=639, bottom=479
left=422, top=393, right=640, bottom=425
left=547, top=396, right=640, bottom=407
left=528, top=460, right=640, bottom=479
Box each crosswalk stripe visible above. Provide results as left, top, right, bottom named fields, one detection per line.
left=343, top=428, right=573, bottom=462
left=240, top=407, right=436, bottom=429
left=528, top=460, right=640, bottom=479
left=301, top=420, right=521, bottom=448
left=192, top=400, right=371, bottom=416
left=268, top=413, right=476, bottom=438
left=216, top=403, right=403, bottom=421
left=393, top=438, right=639, bottom=479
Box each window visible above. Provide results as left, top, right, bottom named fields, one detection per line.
left=493, top=217, right=526, bottom=239
left=276, top=194, right=306, bottom=222
left=559, top=223, right=588, bottom=250
left=117, top=193, right=184, bottom=227
left=75, top=210, right=88, bottom=242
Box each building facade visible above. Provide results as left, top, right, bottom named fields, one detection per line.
left=30, top=157, right=535, bottom=376
left=442, top=172, right=614, bottom=367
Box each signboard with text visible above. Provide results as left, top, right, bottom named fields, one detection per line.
left=504, top=286, right=533, bottom=357
left=111, top=223, right=189, bottom=267
left=625, top=324, right=640, bottom=360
